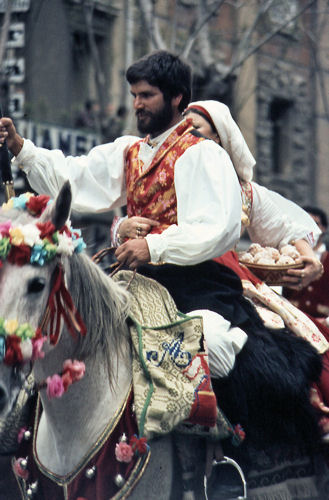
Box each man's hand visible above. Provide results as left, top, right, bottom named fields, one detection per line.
left=0, top=117, right=24, bottom=156
left=119, top=216, right=159, bottom=240
left=115, top=238, right=151, bottom=269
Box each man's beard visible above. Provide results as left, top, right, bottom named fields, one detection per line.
left=136, top=100, right=174, bottom=135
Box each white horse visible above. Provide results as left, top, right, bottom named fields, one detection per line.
left=1, top=183, right=329, bottom=500
left=0, top=183, right=207, bottom=499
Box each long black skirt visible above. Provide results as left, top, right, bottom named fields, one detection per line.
left=138, top=260, right=322, bottom=450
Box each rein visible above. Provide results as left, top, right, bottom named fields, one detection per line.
left=92, top=246, right=136, bottom=289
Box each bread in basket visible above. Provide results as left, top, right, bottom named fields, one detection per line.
left=240, top=261, right=304, bottom=285
left=238, top=243, right=304, bottom=285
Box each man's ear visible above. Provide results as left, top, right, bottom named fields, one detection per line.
left=172, top=94, right=183, bottom=111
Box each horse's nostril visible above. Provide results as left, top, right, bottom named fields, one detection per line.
left=0, top=385, right=8, bottom=413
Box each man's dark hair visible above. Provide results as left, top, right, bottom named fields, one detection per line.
left=126, top=50, right=191, bottom=112
left=303, top=206, right=328, bottom=228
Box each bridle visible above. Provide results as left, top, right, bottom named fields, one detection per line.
left=38, top=263, right=86, bottom=347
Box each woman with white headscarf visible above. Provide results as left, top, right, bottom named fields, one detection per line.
left=184, top=101, right=329, bottom=437
left=184, top=100, right=322, bottom=284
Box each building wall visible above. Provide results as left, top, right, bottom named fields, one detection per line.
left=315, top=0, right=329, bottom=214
left=24, top=0, right=73, bottom=124
left=1, top=0, right=328, bottom=216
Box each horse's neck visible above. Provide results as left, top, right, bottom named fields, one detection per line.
left=35, top=349, right=132, bottom=476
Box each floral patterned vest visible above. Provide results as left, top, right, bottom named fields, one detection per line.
left=125, top=120, right=205, bottom=234
left=240, top=180, right=253, bottom=229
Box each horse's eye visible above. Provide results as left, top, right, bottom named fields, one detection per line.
left=27, top=277, right=46, bottom=294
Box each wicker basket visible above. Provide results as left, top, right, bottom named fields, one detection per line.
left=240, top=261, right=304, bottom=285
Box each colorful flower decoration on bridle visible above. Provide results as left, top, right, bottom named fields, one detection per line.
left=0, top=192, right=86, bottom=267
left=0, top=192, right=87, bottom=398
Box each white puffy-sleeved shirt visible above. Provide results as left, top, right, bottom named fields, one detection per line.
left=247, top=182, right=321, bottom=248
left=13, top=124, right=242, bottom=266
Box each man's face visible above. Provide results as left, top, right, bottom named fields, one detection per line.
left=130, top=80, right=174, bottom=136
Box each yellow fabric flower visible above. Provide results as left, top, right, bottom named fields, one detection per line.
left=4, top=319, right=19, bottom=335
left=2, top=199, right=14, bottom=211
left=9, top=227, right=24, bottom=245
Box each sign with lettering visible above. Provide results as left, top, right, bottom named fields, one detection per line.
left=0, top=0, right=30, bottom=12
left=15, top=120, right=101, bottom=156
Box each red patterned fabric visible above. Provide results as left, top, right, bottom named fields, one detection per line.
left=214, top=250, right=262, bottom=285
left=185, top=353, right=218, bottom=427
left=12, top=391, right=150, bottom=500
left=217, top=252, right=329, bottom=416
left=284, top=251, right=329, bottom=318
left=125, top=120, right=205, bottom=235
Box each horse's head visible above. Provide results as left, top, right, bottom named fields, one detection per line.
left=0, top=183, right=74, bottom=416
left=0, top=182, right=131, bottom=423
left=0, top=182, right=72, bottom=325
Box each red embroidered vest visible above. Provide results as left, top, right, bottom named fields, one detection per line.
left=125, top=120, right=205, bottom=234
left=240, top=180, right=253, bottom=228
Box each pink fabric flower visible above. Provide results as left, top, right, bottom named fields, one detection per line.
left=62, top=359, right=85, bottom=382
left=32, top=337, right=47, bottom=360
left=0, top=221, right=12, bottom=236
left=13, top=458, right=29, bottom=480
left=46, top=374, right=65, bottom=399
left=115, top=441, right=134, bottom=463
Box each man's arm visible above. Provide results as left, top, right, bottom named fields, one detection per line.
left=1, top=119, right=139, bottom=213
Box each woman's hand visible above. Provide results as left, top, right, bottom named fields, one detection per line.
left=118, top=216, right=160, bottom=240
left=279, top=238, right=323, bottom=290
left=283, top=256, right=323, bottom=290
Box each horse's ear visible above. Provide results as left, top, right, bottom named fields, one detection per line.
left=51, top=181, right=72, bottom=230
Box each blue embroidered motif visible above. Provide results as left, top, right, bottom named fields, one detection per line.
left=146, top=331, right=192, bottom=368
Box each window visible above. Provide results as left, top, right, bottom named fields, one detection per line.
left=269, top=97, right=293, bottom=174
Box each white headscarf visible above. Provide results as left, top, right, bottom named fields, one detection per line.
left=187, top=100, right=255, bottom=182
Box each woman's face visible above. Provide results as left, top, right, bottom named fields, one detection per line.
left=187, top=111, right=220, bottom=144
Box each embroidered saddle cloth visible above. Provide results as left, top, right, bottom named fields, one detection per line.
left=113, top=270, right=236, bottom=442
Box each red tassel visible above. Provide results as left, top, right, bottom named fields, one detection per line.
left=44, top=264, right=87, bottom=345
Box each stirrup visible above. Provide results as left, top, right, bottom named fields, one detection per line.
left=204, top=456, right=247, bottom=500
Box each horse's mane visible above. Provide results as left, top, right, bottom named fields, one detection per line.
left=65, top=253, right=131, bottom=377
left=0, top=204, right=131, bottom=382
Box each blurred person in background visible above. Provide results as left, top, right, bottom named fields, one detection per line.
left=75, top=99, right=100, bottom=130
left=284, top=206, right=329, bottom=326
left=102, top=105, right=128, bottom=142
